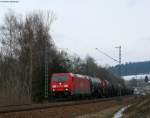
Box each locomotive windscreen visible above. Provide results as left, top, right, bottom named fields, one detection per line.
left=52, top=75, right=68, bottom=82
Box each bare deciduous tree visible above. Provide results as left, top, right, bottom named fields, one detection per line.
left=0, top=10, right=56, bottom=105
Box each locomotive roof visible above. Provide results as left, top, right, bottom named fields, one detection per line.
left=73, top=73, right=88, bottom=78
left=53, top=73, right=103, bottom=82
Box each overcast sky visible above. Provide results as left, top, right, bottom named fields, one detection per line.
left=0, top=0, right=150, bottom=66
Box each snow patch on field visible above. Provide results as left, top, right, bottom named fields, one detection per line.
left=113, top=105, right=131, bottom=118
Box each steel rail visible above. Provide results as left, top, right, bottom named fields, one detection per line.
left=0, top=96, right=130, bottom=114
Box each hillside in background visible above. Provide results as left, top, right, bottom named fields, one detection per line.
left=111, top=61, right=150, bottom=76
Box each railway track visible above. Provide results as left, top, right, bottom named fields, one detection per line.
left=0, top=96, right=127, bottom=114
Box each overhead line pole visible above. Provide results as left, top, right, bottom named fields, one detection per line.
left=115, top=46, right=121, bottom=76
left=44, top=43, right=48, bottom=99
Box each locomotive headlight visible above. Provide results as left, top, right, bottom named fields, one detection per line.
left=64, top=85, right=69, bottom=88
left=52, top=85, right=56, bottom=88
left=65, top=88, right=68, bottom=91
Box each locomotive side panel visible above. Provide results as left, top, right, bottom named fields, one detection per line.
left=72, top=75, right=91, bottom=96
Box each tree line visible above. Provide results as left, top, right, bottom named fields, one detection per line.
left=0, top=10, right=124, bottom=105
left=111, top=61, right=150, bottom=76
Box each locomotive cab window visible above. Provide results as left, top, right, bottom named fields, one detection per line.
left=52, top=75, right=68, bottom=82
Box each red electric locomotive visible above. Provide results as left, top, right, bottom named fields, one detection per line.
left=50, top=73, right=91, bottom=97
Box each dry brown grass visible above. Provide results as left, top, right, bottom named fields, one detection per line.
left=124, top=95, right=150, bottom=118
left=76, top=105, right=122, bottom=118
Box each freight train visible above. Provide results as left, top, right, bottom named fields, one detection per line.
left=49, top=73, right=133, bottom=98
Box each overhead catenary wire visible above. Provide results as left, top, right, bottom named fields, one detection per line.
left=95, top=48, right=119, bottom=63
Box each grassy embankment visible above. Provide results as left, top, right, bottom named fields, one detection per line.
left=124, top=95, right=150, bottom=118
